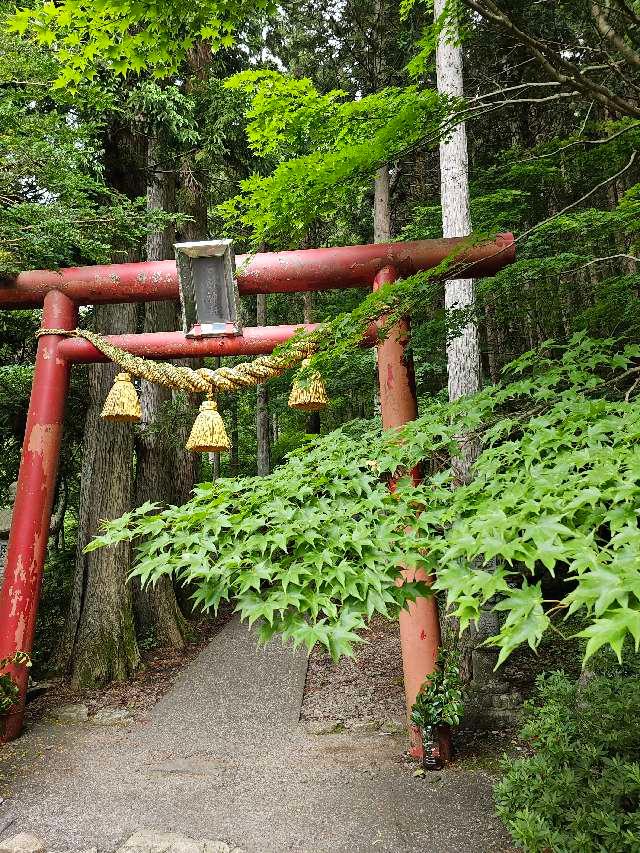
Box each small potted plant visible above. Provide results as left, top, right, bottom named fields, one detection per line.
left=411, top=648, right=463, bottom=769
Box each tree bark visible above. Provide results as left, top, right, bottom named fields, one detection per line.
left=171, top=149, right=209, bottom=501
left=373, top=165, right=392, bottom=416
left=374, top=164, right=392, bottom=243
left=56, top=303, right=140, bottom=687
left=209, top=358, right=222, bottom=480
left=56, top=124, right=143, bottom=687
left=303, top=292, right=321, bottom=434
left=435, top=4, right=510, bottom=716
left=435, top=0, right=480, bottom=476
left=132, top=133, right=190, bottom=649
left=229, top=396, right=239, bottom=475
left=256, top=293, right=271, bottom=475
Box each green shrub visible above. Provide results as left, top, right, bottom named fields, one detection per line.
left=0, top=652, right=31, bottom=714
left=495, top=672, right=640, bottom=852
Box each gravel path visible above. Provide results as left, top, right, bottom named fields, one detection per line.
left=0, top=617, right=510, bottom=852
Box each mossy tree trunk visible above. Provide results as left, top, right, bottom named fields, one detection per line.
left=56, top=123, right=143, bottom=687
left=57, top=302, right=140, bottom=687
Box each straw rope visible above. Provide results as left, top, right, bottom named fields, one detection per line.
left=36, top=328, right=313, bottom=395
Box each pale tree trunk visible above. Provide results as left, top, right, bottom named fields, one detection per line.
left=373, top=165, right=392, bottom=417
left=435, top=4, right=513, bottom=720
left=435, top=0, right=480, bottom=420
left=132, top=133, right=190, bottom=649
left=374, top=165, right=392, bottom=243
left=56, top=126, right=142, bottom=687
left=256, top=293, right=270, bottom=475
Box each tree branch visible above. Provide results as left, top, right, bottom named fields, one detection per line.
left=591, top=0, right=640, bottom=68
left=463, top=0, right=640, bottom=117
left=520, top=121, right=640, bottom=161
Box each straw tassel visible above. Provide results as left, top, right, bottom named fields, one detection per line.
left=288, top=358, right=329, bottom=412
left=101, top=372, right=141, bottom=423
left=186, top=397, right=230, bottom=453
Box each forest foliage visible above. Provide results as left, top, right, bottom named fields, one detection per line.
left=496, top=670, right=640, bottom=852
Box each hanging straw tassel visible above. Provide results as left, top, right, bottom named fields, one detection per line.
left=101, top=372, right=141, bottom=423
left=288, top=358, right=329, bottom=412
left=186, top=397, right=230, bottom=453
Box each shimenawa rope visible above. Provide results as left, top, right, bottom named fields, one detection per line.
left=35, top=327, right=329, bottom=451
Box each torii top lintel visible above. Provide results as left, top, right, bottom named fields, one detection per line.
left=0, top=235, right=515, bottom=309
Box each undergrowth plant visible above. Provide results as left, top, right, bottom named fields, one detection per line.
left=495, top=671, right=640, bottom=852
left=88, top=333, right=640, bottom=665
left=0, top=652, right=30, bottom=715
left=411, top=648, right=463, bottom=730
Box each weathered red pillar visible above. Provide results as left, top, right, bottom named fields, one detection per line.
left=373, top=266, right=442, bottom=760
left=0, top=290, right=76, bottom=742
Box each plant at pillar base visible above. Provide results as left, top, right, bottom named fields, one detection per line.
left=411, top=648, right=463, bottom=769
left=0, top=652, right=31, bottom=715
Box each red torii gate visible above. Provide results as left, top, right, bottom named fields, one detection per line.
left=0, top=234, right=515, bottom=748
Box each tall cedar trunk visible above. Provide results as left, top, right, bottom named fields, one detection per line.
left=56, top=124, right=143, bottom=687
left=57, top=304, right=140, bottom=687
left=171, top=149, right=208, bottom=502
left=170, top=138, right=208, bottom=618
left=132, top=133, right=190, bottom=649
left=172, top=42, right=213, bottom=500
left=256, top=293, right=270, bottom=475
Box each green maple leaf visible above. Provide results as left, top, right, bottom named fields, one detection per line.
left=579, top=608, right=640, bottom=663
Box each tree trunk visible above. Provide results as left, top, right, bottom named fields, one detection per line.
left=256, top=293, right=271, bottom=475
left=209, top=359, right=222, bottom=481
left=56, top=124, right=143, bottom=687
left=374, top=164, right=392, bottom=243
left=229, top=396, right=239, bottom=475
left=171, top=149, right=209, bottom=501
left=56, top=305, right=140, bottom=687
left=373, top=165, right=392, bottom=416
left=435, top=2, right=512, bottom=721
left=132, top=133, right=190, bottom=649
left=435, top=0, right=480, bottom=418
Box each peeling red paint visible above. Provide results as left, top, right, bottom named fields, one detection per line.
left=0, top=235, right=515, bottom=309
left=0, top=291, right=76, bottom=743
left=27, top=422, right=57, bottom=456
